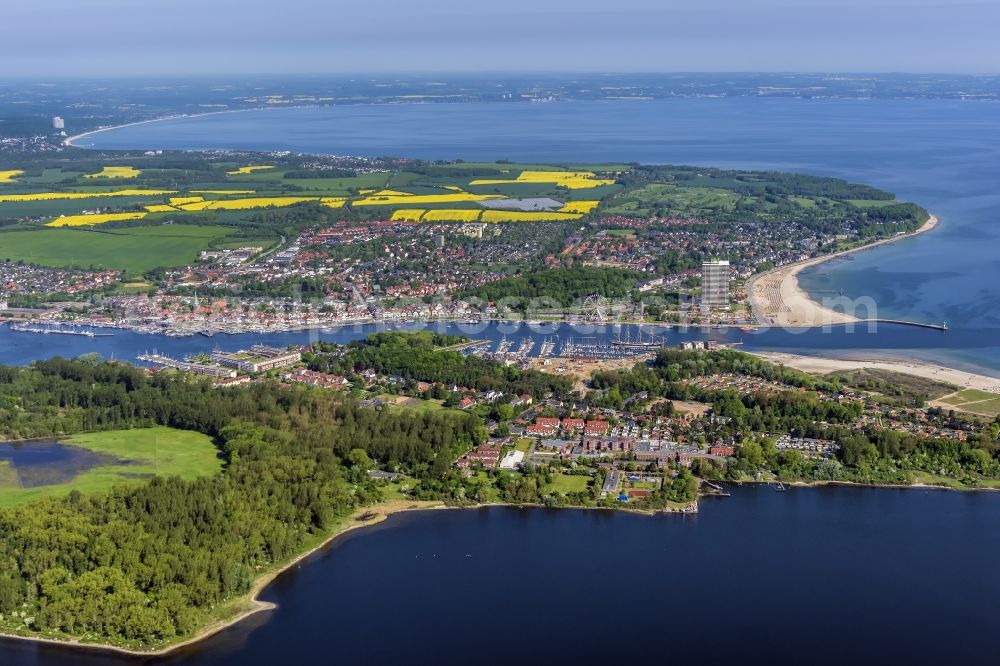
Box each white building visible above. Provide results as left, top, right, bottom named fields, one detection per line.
left=701, top=260, right=730, bottom=309
left=499, top=450, right=525, bottom=470
left=52, top=116, right=65, bottom=130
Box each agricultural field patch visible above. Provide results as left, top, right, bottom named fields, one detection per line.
left=0, top=224, right=242, bottom=272
left=47, top=212, right=147, bottom=227
left=84, top=166, right=140, bottom=179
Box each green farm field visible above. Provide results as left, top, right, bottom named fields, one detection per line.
left=0, top=224, right=242, bottom=272
left=0, top=426, right=222, bottom=507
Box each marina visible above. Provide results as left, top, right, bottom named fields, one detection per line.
left=9, top=323, right=113, bottom=337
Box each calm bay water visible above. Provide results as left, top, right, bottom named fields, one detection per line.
left=4, top=486, right=1000, bottom=665
left=74, top=97, right=1000, bottom=371
left=3, top=320, right=1000, bottom=378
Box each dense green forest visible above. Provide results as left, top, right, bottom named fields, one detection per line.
left=308, top=331, right=573, bottom=398
left=0, top=357, right=482, bottom=648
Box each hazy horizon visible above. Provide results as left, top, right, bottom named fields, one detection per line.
left=3, top=0, right=998, bottom=77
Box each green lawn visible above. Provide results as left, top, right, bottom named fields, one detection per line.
left=0, top=461, right=18, bottom=488
left=0, top=196, right=162, bottom=219
left=0, top=426, right=222, bottom=507
left=601, top=183, right=739, bottom=218
left=936, top=388, right=1000, bottom=417
left=381, top=475, right=418, bottom=500
left=848, top=199, right=898, bottom=208
left=378, top=394, right=453, bottom=412
left=0, top=224, right=239, bottom=272
left=547, top=473, right=591, bottom=494
left=515, top=438, right=533, bottom=453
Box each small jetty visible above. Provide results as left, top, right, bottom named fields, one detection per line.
left=702, top=480, right=731, bottom=497
left=866, top=319, right=948, bottom=331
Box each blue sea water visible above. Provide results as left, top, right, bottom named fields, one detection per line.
left=73, top=98, right=1000, bottom=372
left=5, top=486, right=1000, bottom=666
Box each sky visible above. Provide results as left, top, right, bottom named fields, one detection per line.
left=2, top=0, right=997, bottom=76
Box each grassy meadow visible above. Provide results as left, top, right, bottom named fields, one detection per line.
left=0, top=426, right=222, bottom=507
left=0, top=224, right=244, bottom=272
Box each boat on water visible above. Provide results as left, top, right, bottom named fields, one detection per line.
left=9, top=323, right=113, bottom=337
left=740, top=326, right=756, bottom=333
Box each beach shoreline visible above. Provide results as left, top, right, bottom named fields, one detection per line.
left=749, top=349, right=1000, bottom=393
left=748, top=214, right=940, bottom=327
left=63, top=105, right=307, bottom=149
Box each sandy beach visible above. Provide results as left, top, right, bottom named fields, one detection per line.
left=750, top=350, right=1000, bottom=393
left=748, top=215, right=939, bottom=327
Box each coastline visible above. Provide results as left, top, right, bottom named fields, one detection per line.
left=0, top=498, right=695, bottom=657
left=748, top=214, right=940, bottom=327
left=66, top=113, right=213, bottom=148
left=749, top=350, right=1000, bottom=393
left=1, top=478, right=992, bottom=656
left=64, top=106, right=301, bottom=148
left=0, top=499, right=444, bottom=657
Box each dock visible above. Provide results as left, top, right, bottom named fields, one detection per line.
left=9, top=323, right=113, bottom=337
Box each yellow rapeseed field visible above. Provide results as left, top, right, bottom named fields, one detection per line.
left=368, top=189, right=414, bottom=197
left=169, top=196, right=205, bottom=206
left=480, top=211, right=583, bottom=223
left=470, top=170, right=615, bottom=190
left=175, top=197, right=317, bottom=211
left=144, top=204, right=178, bottom=213
left=173, top=196, right=344, bottom=212
left=354, top=193, right=499, bottom=206
left=0, top=190, right=175, bottom=203
left=421, top=209, right=483, bottom=222
left=390, top=209, right=426, bottom=222
left=47, top=212, right=147, bottom=227
left=84, top=166, right=140, bottom=179
left=558, top=200, right=600, bottom=214
left=226, top=165, right=276, bottom=175
left=0, top=170, right=24, bottom=183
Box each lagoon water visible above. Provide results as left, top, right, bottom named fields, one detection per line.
left=0, top=440, right=115, bottom=488
left=4, top=485, right=1000, bottom=665
left=74, top=97, right=1000, bottom=372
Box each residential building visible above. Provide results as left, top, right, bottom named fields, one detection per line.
left=701, top=259, right=730, bottom=309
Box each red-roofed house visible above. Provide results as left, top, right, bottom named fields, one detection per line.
left=585, top=420, right=610, bottom=436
